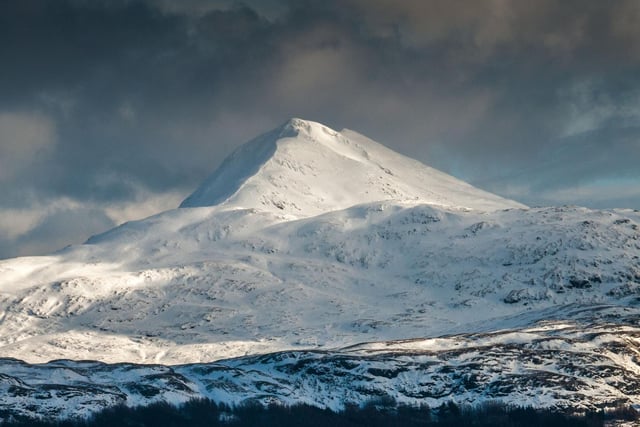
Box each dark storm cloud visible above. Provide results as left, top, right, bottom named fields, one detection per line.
left=1, top=1, right=277, bottom=197
left=1, top=0, right=639, bottom=257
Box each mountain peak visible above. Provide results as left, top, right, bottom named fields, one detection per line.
left=277, top=118, right=343, bottom=142
left=180, top=119, right=526, bottom=214
left=278, top=117, right=314, bottom=138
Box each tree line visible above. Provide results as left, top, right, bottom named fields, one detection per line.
left=2, top=397, right=637, bottom=427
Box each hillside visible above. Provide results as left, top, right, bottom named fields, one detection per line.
left=0, top=119, right=638, bottom=420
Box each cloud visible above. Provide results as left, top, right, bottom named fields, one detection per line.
left=0, top=0, right=639, bottom=257
left=102, top=189, right=185, bottom=225
left=0, top=112, right=56, bottom=181
left=8, top=207, right=114, bottom=258
left=0, top=188, right=184, bottom=259
left=538, top=179, right=640, bottom=209
left=0, top=209, right=43, bottom=241
left=0, top=198, right=113, bottom=259
left=140, top=0, right=287, bottom=19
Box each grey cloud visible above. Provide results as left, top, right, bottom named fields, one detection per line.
left=0, top=0, right=639, bottom=257
left=0, top=206, right=115, bottom=259
left=0, top=112, right=56, bottom=181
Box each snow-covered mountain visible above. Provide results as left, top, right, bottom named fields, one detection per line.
left=0, top=119, right=639, bottom=420
left=180, top=118, right=524, bottom=213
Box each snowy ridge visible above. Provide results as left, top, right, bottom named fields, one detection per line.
left=2, top=319, right=640, bottom=421
left=0, top=118, right=638, bottom=419
left=0, top=204, right=638, bottom=365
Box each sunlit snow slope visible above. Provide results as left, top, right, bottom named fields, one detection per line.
left=0, top=119, right=639, bottom=418
left=0, top=119, right=638, bottom=365
left=180, top=118, right=525, bottom=213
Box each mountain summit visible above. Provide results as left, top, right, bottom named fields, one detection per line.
left=180, top=118, right=525, bottom=214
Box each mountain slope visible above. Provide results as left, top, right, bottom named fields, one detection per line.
left=0, top=202, right=638, bottom=364
left=2, top=320, right=640, bottom=420
left=0, top=118, right=638, bottom=420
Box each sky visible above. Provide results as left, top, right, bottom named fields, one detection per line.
left=1, top=0, right=640, bottom=259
